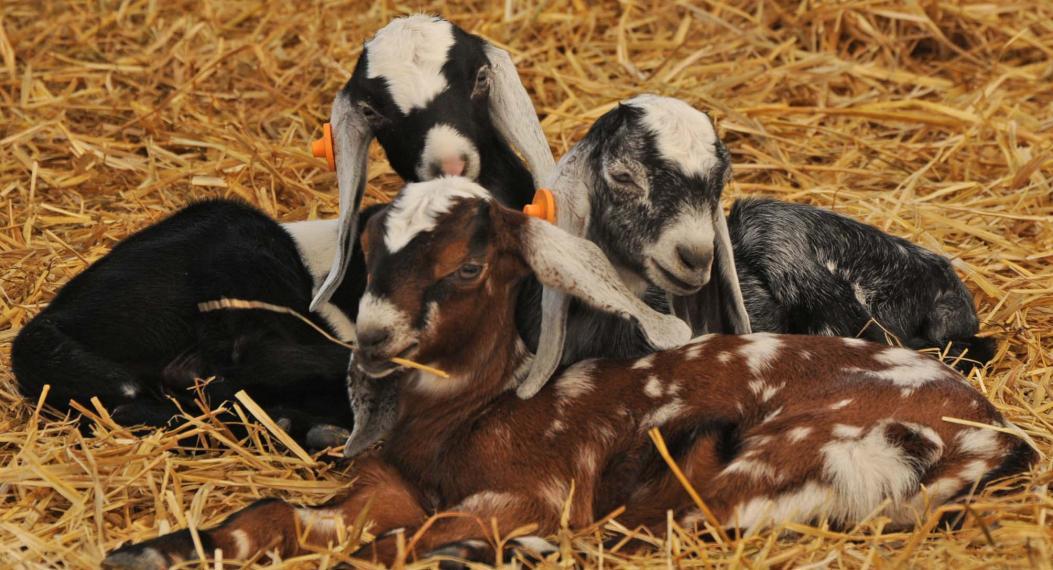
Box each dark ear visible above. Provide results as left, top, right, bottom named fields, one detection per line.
left=311, top=93, right=375, bottom=312
left=671, top=206, right=751, bottom=334
left=483, top=43, right=555, bottom=186
left=514, top=214, right=691, bottom=398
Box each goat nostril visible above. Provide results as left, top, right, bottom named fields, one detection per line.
left=358, top=330, right=390, bottom=351
left=440, top=156, right=466, bottom=177
left=676, top=244, right=711, bottom=271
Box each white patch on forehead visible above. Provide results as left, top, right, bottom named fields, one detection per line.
left=384, top=177, right=492, bottom=253
left=626, top=94, right=719, bottom=177
left=416, top=124, right=481, bottom=181
left=365, top=15, right=455, bottom=113
left=740, top=333, right=783, bottom=375
left=787, top=426, right=813, bottom=443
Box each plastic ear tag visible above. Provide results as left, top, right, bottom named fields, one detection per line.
left=523, top=188, right=556, bottom=224
left=311, top=123, right=336, bottom=171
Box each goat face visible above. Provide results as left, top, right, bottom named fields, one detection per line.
left=345, top=16, right=497, bottom=183
left=354, top=178, right=527, bottom=381
left=583, top=95, right=732, bottom=296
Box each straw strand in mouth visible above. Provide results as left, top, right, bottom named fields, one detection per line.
left=197, top=298, right=449, bottom=378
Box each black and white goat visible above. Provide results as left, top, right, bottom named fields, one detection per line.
left=12, top=15, right=553, bottom=447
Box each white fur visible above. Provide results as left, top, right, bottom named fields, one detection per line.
left=365, top=16, right=455, bottom=113
left=416, top=124, right=481, bottom=181
left=820, top=422, right=933, bottom=524
left=762, top=407, right=783, bottom=424
left=640, top=398, right=687, bottom=428
left=120, top=382, right=138, bottom=398
left=296, top=508, right=343, bottom=538
left=578, top=446, right=600, bottom=475
left=632, top=354, right=655, bottom=369
left=555, top=362, right=595, bottom=400
left=384, top=177, right=492, bottom=253
left=829, top=398, right=853, bottom=410
left=626, top=94, right=720, bottom=178
left=457, top=491, right=521, bottom=513
left=537, top=477, right=571, bottom=512
left=284, top=219, right=355, bottom=340
left=960, top=459, right=990, bottom=482
left=740, top=333, right=783, bottom=375
left=717, top=351, right=733, bottom=364
left=787, top=426, right=813, bottom=443
left=842, top=337, right=867, bottom=348
left=726, top=481, right=835, bottom=532
left=513, top=536, right=558, bottom=554
left=867, top=347, right=949, bottom=393
left=832, top=424, right=863, bottom=439
left=643, top=375, right=663, bottom=398
left=761, top=382, right=784, bottom=403
left=356, top=291, right=412, bottom=348
left=230, top=529, right=251, bottom=559
left=956, top=428, right=1001, bottom=457
left=722, top=457, right=779, bottom=482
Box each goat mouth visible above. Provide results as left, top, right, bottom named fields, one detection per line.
left=355, top=344, right=419, bottom=379
left=649, top=260, right=704, bottom=295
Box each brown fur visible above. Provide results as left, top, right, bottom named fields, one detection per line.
left=105, top=196, right=1034, bottom=568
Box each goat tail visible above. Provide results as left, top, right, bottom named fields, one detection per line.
left=11, top=316, right=142, bottom=411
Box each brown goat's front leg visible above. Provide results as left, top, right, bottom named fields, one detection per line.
left=355, top=493, right=560, bottom=567
left=103, top=457, right=425, bottom=570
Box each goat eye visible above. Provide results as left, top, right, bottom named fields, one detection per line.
left=456, top=262, right=483, bottom=280
left=359, top=103, right=382, bottom=123
left=610, top=171, right=636, bottom=186
left=472, top=67, right=491, bottom=98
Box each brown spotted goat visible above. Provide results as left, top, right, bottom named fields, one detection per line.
left=104, top=178, right=1036, bottom=569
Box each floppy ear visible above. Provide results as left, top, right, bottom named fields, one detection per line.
left=343, top=357, right=401, bottom=458
left=483, top=43, right=555, bottom=186
left=670, top=205, right=752, bottom=334
left=310, top=93, right=375, bottom=311
left=516, top=216, right=692, bottom=398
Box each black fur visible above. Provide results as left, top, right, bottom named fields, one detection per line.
left=728, top=197, right=994, bottom=372
left=12, top=200, right=362, bottom=441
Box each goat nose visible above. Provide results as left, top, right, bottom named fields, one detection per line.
left=440, top=156, right=466, bottom=176
left=677, top=242, right=712, bottom=272
left=357, top=329, right=390, bottom=352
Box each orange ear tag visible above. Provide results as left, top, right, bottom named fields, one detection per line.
left=311, top=123, right=336, bottom=171
left=523, top=188, right=556, bottom=224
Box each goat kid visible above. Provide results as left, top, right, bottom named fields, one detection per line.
left=13, top=15, right=553, bottom=446
left=104, top=179, right=1035, bottom=569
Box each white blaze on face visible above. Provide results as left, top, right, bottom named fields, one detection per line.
left=416, top=124, right=481, bottom=180
left=383, top=177, right=492, bottom=253
left=626, top=94, right=720, bottom=178
left=365, top=15, right=456, bottom=114
left=356, top=291, right=413, bottom=348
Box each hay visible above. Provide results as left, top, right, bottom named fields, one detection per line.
left=1, top=0, right=1051, bottom=567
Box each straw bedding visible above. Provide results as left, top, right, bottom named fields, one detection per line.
left=1, top=1, right=1050, bottom=567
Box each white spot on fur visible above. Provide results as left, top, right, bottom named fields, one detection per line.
left=740, top=333, right=783, bottom=375
left=800, top=350, right=813, bottom=360
left=722, top=457, right=778, bottom=482
left=120, top=382, right=138, bottom=398
left=825, top=260, right=837, bottom=272
left=640, top=398, right=687, bottom=429
left=956, top=428, right=1001, bottom=457
left=842, top=337, right=867, bottom=348
left=632, top=354, right=655, bottom=369
left=513, top=536, right=558, bottom=554
left=762, top=407, right=783, bottom=424
left=578, top=447, right=600, bottom=475
left=230, top=529, right=251, bottom=559
left=829, top=398, right=854, bottom=410
left=643, top=375, right=663, bottom=398
left=851, top=283, right=870, bottom=308
left=538, top=477, right=571, bottom=512
left=365, top=16, right=455, bottom=114
left=788, top=426, right=813, bottom=443
left=296, top=508, right=343, bottom=538
left=556, top=362, right=595, bottom=400
left=283, top=219, right=339, bottom=284
left=458, top=491, right=520, bottom=513
left=832, top=424, right=863, bottom=439
left=748, top=379, right=765, bottom=395
left=868, top=347, right=949, bottom=393
left=761, top=382, right=784, bottom=403
left=626, top=94, right=720, bottom=178
left=960, top=459, right=989, bottom=482
left=820, top=422, right=936, bottom=525
left=726, top=481, right=834, bottom=532
left=545, top=419, right=567, bottom=438
left=717, top=351, right=733, bottom=363
left=416, top=124, right=481, bottom=181
left=383, top=177, right=492, bottom=253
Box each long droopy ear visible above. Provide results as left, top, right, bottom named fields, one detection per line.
left=670, top=205, right=751, bottom=335
left=483, top=43, right=556, bottom=186
left=310, top=92, right=375, bottom=311
left=516, top=216, right=692, bottom=398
